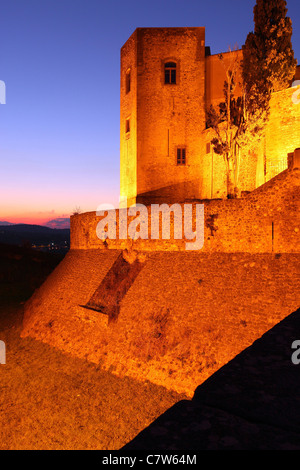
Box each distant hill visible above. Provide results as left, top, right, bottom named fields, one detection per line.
left=44, top=218, right=70, bottom=229
left=0, top=224, right=70, bottom=252
left=0, top=221, right=14, bottom=226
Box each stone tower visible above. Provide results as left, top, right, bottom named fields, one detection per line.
left=120, top=27, right=206, bottom=207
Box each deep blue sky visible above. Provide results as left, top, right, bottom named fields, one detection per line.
left=0, top=0, right=299, bottom=223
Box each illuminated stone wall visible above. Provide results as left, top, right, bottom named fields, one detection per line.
left=120, top=28, right=207, bottom=206
left=22, top=164, right=300, bottom=395
left=71, top=167, right=300, bottom=254
left=120, top=30, right=138, bottom=206
left=120, top=27, right=299, bottom=204
left=205, top=49, right=243, bottom=109
left=265, top=87, right=300, bottom=181
left=22, top=250, right=300, bottom=396
left=204, top=54, right=300, bottom=196
left=21, top=32, right=300, bottom=398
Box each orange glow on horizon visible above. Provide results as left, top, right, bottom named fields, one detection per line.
left=0, top=212, right=71, bottom=226
left=0, top=190, right=120, bottom=226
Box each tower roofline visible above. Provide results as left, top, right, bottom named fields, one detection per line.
left=133, top=26, right=205, bottom=30
left=121, top=27, right=205, bottom=50
left=207, top=49, right=242, bottom=58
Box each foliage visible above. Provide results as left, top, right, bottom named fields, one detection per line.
left=72, top=206, right=82, bottom=215
left=241, top=0, right=297, bottom=145
left=242, top=0, right=297, bottom=95
left=207, top=0, right=297, bottom=198
left=206, top=51, right=246, bottom=198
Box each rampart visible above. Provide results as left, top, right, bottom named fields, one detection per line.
left=71, top=166, right=300, bottom=254
left=22, top=155, right=299, bottom=397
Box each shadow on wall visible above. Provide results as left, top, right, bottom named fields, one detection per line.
left=136, top=180, right=202, bottom=206
left=123, top=307, right=300, bottom=450
left=82, top=251, right=146, bottom=323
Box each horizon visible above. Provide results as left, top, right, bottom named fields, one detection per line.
left=0, top=215, right=70, bottom=226
left=1, top=0, right=299, bottom=225
left=0, top=216, right=70, bottom=226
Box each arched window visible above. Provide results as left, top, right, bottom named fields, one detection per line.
left=164, top=62, right=176, bottom=84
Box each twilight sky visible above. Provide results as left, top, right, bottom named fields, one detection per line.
left=0, top=0, right=299, bottom=224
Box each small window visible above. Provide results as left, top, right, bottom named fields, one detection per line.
left=125, top=118, right=130, bottom=134
left=165, top=62, right=176, bottom=84
left=126, top=69, right=131, bottom=94
left=177, top=148, right=186, bottom=165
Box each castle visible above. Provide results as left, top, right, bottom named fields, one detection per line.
left=120, top=27, right=300, bottom=206
left=21, top=27, right=300, bottom=398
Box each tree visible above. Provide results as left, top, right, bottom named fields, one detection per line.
left=242, top=0, right=297, bottom=95
left=207, top=0, right=297, bottom=198
left=241, top=0, right=296, bottom=144
left=206, top=51, right=245, bottom=198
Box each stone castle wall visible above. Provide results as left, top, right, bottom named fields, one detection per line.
left=120, top=27, right=300, bottom=204
left=203, top=60, right=300, bottom=198
left=21, top=250, right=300, bottom=396
left=71, top=167, right=300, bottom=254
left=265, top=87, right=300, bottom=181
left=137, top=28, right=206, bottom=204
left=205, top=49, right=244, bottom=109
left=21, top=31, right=300, bottom=399
left=22, top=163, right=300, bottom=396
left=120, top=30, right=138, bottom=206
left=120, top=28, right=207, bottom=206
